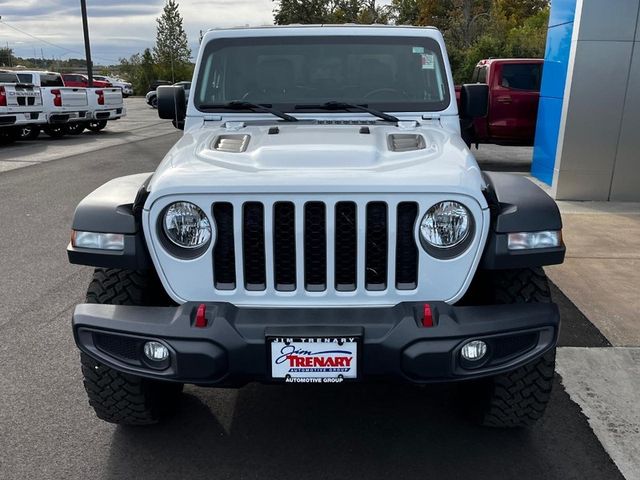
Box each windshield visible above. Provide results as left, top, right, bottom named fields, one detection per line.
left=194, top=35, right=450, bottom=113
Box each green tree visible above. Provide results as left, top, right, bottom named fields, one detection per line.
left=154, top=0, right=192, bottom=82
left=273, top=0, right=390, bottom=25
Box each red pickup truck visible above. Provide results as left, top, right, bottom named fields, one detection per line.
left=62, top=74, right=112, bottom=89
left=456, top=58, right=543, bottom=146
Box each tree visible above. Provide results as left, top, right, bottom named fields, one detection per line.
left=0, top=47, right=15, bottom=67
left=154, top=0, right=192, bottom=82
left=273, top=0, right=390, bottom=25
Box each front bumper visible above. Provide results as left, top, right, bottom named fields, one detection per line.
left=73, top=301, right=559, bottom=385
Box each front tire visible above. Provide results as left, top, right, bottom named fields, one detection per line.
left=465, top=267, right=556, bottom=428
left=80, top=268, right=181, bottom=425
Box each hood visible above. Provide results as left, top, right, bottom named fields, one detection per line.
left=147, top=122, right=487, bottom=206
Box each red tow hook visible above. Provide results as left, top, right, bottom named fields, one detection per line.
left=194, top=303, right=208, bottom=328
left=422, top=303, right=434, bottom=328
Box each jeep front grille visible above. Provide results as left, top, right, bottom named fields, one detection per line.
left=211, top=200, right=419, bottom=294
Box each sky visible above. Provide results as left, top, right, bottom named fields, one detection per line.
left=0, top=0, right=394, bottom=65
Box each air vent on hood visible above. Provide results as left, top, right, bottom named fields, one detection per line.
left=212, top=134, right=250, bottom=153
left=388, top=134, right=426, bottom=152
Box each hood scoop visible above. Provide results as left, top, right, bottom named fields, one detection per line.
left=212, top=134, right=250, bottom=153
left=388, top=134, right=426, bottom=152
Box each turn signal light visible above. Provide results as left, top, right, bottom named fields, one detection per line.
left=0, top=86, right=6, bottom=107
left=96, top=89, right=105, bottom=105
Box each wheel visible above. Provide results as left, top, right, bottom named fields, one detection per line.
left=86, top=120, right=107, bottom=132
left=19, top=125, right=40, bottom=140
left=464, top=268, right=556, bottom=428
left=64, top=122, right=86, bottom=135
left=80, top=268, right=181, bottom=425
left=43, top=125, right=66, bottom=138
left=150, top=96, right=158, bottom=108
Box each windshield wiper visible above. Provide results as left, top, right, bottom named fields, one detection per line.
left=199, top=101, right=298, bottom=122
left=294, top=101, right=399, bottom=123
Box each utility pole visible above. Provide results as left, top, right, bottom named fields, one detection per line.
left=80, top=0, right=94, bottom=86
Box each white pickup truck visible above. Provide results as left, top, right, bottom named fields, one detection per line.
left=16, top=70, right=90, bottom=138
left=0, top=70, right=45, bottom=144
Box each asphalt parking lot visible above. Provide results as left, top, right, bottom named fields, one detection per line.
left=0, top=99, right=628, bottom=479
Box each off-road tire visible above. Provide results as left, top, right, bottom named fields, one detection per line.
left=467, top=267, right=556, bottom=428
left=479, top=349, right=555, bottom=428
left=86, top=120, right=108, bottom=132
left=80, top=268, right=181, bottom=425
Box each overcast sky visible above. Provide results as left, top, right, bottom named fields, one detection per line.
left=0, top=0, right=393, bottom=65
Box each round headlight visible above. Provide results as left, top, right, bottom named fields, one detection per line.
left=420, top=201, right=471, bottom=249
left=163, top=201, right=212, bottom=249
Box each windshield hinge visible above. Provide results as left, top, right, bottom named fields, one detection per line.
left=203, top=115, right=222, bottom=122
left=421, top=114, right=441, bottom=120
left=397, top=120, right=419, bottom=130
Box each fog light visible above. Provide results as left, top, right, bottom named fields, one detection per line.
left=143, top=341, right=169, bottom=361
left=461, top=340, right=487, bottom=361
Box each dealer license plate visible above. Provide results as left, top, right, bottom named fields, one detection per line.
left=269, top=336, right=359, bottom=383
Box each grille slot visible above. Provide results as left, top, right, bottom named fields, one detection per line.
left=93, top=333, right=141, bottom=363
left=304, top=202, right=327, bottom=291
left=335, top=202, right=357, bottom=291
left=396, top=202, right=419, bottom=290
left=209, top=198, right=422, bottom=296
left=243, top=202, right=266, bottom=290
left=365, top=202, right=388, bottom=291
left=273, top=202, right=296, bottom=291
left=213, top=202, right=236, bottom=290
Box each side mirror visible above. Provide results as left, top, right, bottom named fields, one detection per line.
left=459, top=83, right=489, bottom=118
left=157, top=85, right=186, bottom=130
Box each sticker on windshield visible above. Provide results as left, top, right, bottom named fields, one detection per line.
left=421, top=53, right=435, bottom=70
left=412, top=46, right=425, bottom=54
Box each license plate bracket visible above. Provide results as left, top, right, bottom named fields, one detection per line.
left=268, top=335, right=360, bottom=383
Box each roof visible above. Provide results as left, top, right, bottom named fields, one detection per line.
left=208, top=24, right=439, bottom=32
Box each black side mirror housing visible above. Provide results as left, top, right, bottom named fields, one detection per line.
left=157, top=85, right=186, bottom=130
left=459, top=84, right=489, bottom=118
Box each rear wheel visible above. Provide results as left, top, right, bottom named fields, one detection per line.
left=150, top=96, right=158, bottom=108
left=464, top=267, right=556, bottom=428
left=64, top=122, right=86, bottom=135
left=80, top=268, right=181, bottom=425
left=19, top=125, right=40, bottom=140
left=43, top=125, right=66, bottom=138
left=86, top=120, right=107, bottom=132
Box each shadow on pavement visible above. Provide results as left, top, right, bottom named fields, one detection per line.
left=105, top=378, right=623, bottom=480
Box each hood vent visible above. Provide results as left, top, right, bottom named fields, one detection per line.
left=388, top=134, right=426, bottom=152
left=212, top=134, right=250, bottom=153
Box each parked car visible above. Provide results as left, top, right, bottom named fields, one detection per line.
left=93, top=75, right=133, bottom=97
left=65, top=87, right=126, bottom=135
left=62, top=73, right=112, bottom=89
left=16, top=70, right=90, bottom=138
left=68, top=26, right=565, bottom=429
left=146, top=81, right=190, bottom=108
left=456, top=58, right=543, bottom=146
left=0, top=70, right=45, bottom=143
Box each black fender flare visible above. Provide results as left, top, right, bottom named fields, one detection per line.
left=480, top=172, right=565, bottom=269
left=67, top=173, right=152, bottom=269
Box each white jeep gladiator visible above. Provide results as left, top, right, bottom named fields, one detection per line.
left=68, top=26, right=565, bottom=428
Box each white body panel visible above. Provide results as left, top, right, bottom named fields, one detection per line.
left=144, top=26, right=489, bottom=307
left=0, top=82, right=46, bottom=126
left=17, top=71, right=90, bottom=123
left=86, top=88, right=125, bottom=121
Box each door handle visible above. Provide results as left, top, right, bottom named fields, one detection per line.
left=496, top=96, right=512, bottom=104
